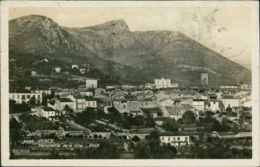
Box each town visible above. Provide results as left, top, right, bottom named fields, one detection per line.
left=9, top=68, right=252, bottom=159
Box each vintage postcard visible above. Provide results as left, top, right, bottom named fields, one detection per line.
left=1, top=1, right=259, bottom=166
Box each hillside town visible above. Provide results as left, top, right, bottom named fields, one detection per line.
left=9, top=72, right=252, bottom=159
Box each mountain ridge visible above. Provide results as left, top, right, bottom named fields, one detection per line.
left=9, top=15, right=251, bottom=85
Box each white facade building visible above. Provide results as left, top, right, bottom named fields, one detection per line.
left=36, top=106, right=55, bottom=118
left=72, top=65, right=79, bottom=69
left=86, top=79, right=98, bottom=89
left=85, top=97, right=97, bottom=108
left=145, top=77, right=178, bottom=89
left=9, top=93, right=42, bottom=104
left=160, top=132, right=191, bottom=147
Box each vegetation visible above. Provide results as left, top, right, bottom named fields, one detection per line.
left=161, top=117, right=179, bottom=131
left=134, top=130, right=177, bottom=159
left=182, top=110, right=196, bottom=124
left=188, top=136, right=252, bottom=159
left=9, top=100, right=31, bottom=114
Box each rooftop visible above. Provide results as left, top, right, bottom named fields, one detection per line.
left=41, top=106, right=55, bottom=111
left=73, top=94, right=84, bottom=99
left=58, top=98, right=74, bottom=102
left=140, top=107, right=163, bottom=114
left=181, top=104, right=193, bottom=110
left=159, top=131, right=183, bottom=136
left=165, top=106, right=185, bottom=115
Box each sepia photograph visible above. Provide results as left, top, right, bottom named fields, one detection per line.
left=1, top=1, right=259, bottom=166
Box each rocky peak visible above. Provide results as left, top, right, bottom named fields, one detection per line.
left=81, top=19, right=130, bottom=34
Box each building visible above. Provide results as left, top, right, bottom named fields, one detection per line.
left=222, top=96, right=240, bottom=109
left=96, top=98, right=113, bottom=109
left=72, top=65, right=78, bottom=69
left=242, top=100, right=252, bottom=108
left=159, top=132, right=191, bottom=147
left=140, top=107, right=163, bottom=118
left=86, top=79, right=98, bottom=89
left=31, top=89, right=52, bottom=95
left=192, top=99, right=205, bottom=112
left=31, top=71, right=37, bottom=76
left=220, top=84, right=238, bottom=89
left=85, top=97, right=97, bottom=108
left=54, top=67, right=62, bottom=73
left=164, top=105, right=185, bottom=120
left=200, top=73, right=208, bottom=85
left=9, top=93, right=42, bottom=104
left=54, top=98, right=76, bottom=111
left=80, top=69, right=86, bottom=74
left=68, top=94, right=86, bottom=112
left=35, top=106, right=56, bottom=119
left=210, top=100, right=225, bottom=113
left=145, top=77, right=178, bottom=89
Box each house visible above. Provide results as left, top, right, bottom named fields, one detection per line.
left=181, top=104, right=193, bottom=111
left=25, top=86, right=32, bottom=91
left=80, top=69, right=86, bottom=74
left=154, top=117, right=164, bottom=126
left=54, top=67, right=62, bottom=73
left=86, top=79, right=98, bottom=89
left=164, top=105, right=185, bottom=120
left=210, top=100, right=225, bottom=113
left=242, top=100, right=252, bottom=108
left=72, top=64, right=78, bottom=69
left=159, top=98, right=175, bottom=107
left=193, top=99, right=205, bottom=112
left=130, top=110, right=143, bottom=117
left=232, top=106, right=243, bottom=113
left=85, top=97, right=97, bottom=108
left=31, top=89, right=52, bottom=95
left=140, top=107, right=164, bottom=118
left=68, top=94, right=86, bottom=112
left=96, top=98, right=113, bottom=109
left=9, top=93, right=42, bottom=104
left=220, top=84, right=238, bottom=89
left=222, top=95, right=240, bottom=108
left=106, top=85, right=116, bottom=90
left=159, top=132, right=191, bottom=147
left=113, top=99, right=139, bottom=114
left=35, top=106, right=56, bottom=119
left=208, top=93, right=217, bottom=100
left=203, top=99, right=211, bottom=110
left=79, top=90, right=93, bottom=97
left=31, top=71, right=37, bottom=76
left=55, top=98, right=76, bottom=111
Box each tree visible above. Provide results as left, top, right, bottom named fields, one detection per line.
left=134, top=142, right=150, bottom=159
left=148, top=131, right=160, bottom=158
left=94, top=134, right=98, bottom=139
left=132, top=136, right=141, bottom=142
left=123, top=112, right=128, bottom=117
left=157, top=112, right=163, bottom=117
left=162, top=118, right=179, bottom=131
left=182, top=110, right=196, bottom=124
left=226, top=105, right=232, bottom=113
left=177, top=118, right=184, bottom=124
left=29, top=96, right=36, bottom=105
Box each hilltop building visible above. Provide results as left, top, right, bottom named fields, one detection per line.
left=72, top=65, right=79, bottom=69
left=145, top=77, right=178, bottom=89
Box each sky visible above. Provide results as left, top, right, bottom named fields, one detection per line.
left=9, top=7, right=252, bottom=69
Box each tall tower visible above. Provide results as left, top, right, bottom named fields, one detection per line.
left=200, top=73, right=208, bottom=85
